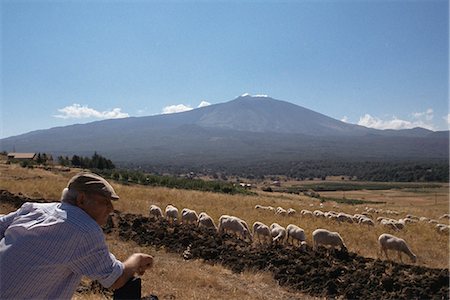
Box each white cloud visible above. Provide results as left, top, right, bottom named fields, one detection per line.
left=341, top=116, right=349, bottom=123
left=162, top=104, right=193, bottom=114
left=54, top=104, right=129, bottom=119
left=198, top=101, right=211, bottom=108
left=357, top=108, right=435, bottom=130
left=444, top=114, right=450, bottom=127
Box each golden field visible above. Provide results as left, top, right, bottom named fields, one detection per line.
left=0, top=161, right=449, bottom=299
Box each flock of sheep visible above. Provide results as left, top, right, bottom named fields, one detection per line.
left=257, top=204, right=450, bottom=235
left=147, top=203, right=449, bottom=264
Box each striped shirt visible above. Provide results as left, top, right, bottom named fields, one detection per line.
left=0, top=202, right=123, bottom=300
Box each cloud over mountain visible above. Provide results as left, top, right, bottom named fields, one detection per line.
left=54, top=104, right=129, bottom=119
left=357, top=109, right=435, bottom=130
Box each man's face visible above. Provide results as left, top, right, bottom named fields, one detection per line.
left=78, top=192, right=114, bottom=226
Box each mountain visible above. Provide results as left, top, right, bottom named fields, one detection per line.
left=1, top=95, right=448, bottom=170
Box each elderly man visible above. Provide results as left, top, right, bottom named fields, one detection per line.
left=0, top=172, right=153, bottom=299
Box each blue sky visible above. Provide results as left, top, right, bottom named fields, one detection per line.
left=1, top=0, right=448, bottom=138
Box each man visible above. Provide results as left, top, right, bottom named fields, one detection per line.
left=0, top=172, right=153, bottom=299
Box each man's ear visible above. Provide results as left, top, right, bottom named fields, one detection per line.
left=76, top=191, right=86, bottom=207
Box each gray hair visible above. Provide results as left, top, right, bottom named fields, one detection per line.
left=61, top=188, right=78, bottom=205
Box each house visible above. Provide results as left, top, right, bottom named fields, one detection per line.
left=7, top=152, right=36, bottom=161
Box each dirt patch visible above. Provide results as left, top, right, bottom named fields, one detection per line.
left=114, top=213, right=449, bottom=299
left=2, top=190, right=449, bottom=299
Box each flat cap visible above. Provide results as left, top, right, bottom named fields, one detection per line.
left=67, top=172, right=119, bottom=200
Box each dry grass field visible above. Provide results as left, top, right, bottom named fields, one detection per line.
left=1, top=160, right=449, bottom=299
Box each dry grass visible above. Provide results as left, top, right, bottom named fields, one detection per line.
left=1, top=162, right=449, bottom=299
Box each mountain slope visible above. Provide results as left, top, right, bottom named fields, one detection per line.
left=0, top=95, right=447, bottom=167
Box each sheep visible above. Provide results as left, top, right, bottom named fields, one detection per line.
left=181, top=208, right=199, bottom=225
left=436, top=224, right=450, bottom=235
left=380, top=219, right=401, bottom=231
left=286, top=224, right=306, bottom=249
left=312, top=229, right=347, bottom=251
left=287, top=208, right=297, bottom=216
left=252, top=221, right=271, bottom=244
left=197, top=212, right=217, bottom=230
left=336, top=213, right=354, bottom=224
left=149, top=204, right=163, bottom=220
left=378, top=233, right=417, bottom=263
left=218, top=215, right=252, bottom=241
left=255, top=205, right=275, bottom=211
left=270, top=223, right=287, bottom=245
left=313, top=210, right=325, bottom=218
left=405, top=214, right=419, bottom=221
left=439, top=214, right=450, bottom=220
left=360, top=217, right=375, bottom=227
left=419, top=216, right=430, bottom=222
left=275, top=207, right=287, bottom=216
left=300, top=209, right=313, bottom=217
left=165, top=204, right=179, bottom=224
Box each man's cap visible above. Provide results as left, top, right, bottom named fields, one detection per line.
left=67, top=172, right=119, bottom=200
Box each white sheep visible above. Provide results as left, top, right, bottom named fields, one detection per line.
left=165, top=204, right=179, bottom=224
left=380, top=219, right=399, bottom=231
left=312, top=229, right=347, bottom=251
left=286, top=224, right=306, bottom=249
left=313, top=210, right=325, bottom=218
left=275, top=207, right=287, bottom=216
left=359, top=217, right=375, bottom=227
left=439, top=214, right=450, bottom=220
left=252, top=221, right=271, bottom=244
left=270, top=223, right=286, bottom=245
left=255, top=205, right=275, bottom=211
left=197, top=212, right=217, bottom=230
left=181, top=208, right=199, bottom=225
left=287, top=208, right=297, bottom=216
left=218, top=215, right=252, bottom=241
left=300, top=209, right=313, bottom=217
left=378, top=233, right=417, bottom=263
left=149, top=204, right=163, bottom=220
left=336, top=213, right=354, bottom=224
left=436, top=224, right=450, bottom=235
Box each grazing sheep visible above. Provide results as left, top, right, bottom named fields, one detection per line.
left=181, top=208, right=199, bottom=225
left=381, top=219, right=399, bottom=231
left=286, top=224, right=306, bottom=248
left=287, top=208, right=297, bottom=216
left=165, top=204, right=179, bottom=224
left=336, top=213, right=354, bottom=224
left=252, top=221, right=271, bottom=244
left=198, top=212, right=217, bottom=230
left=405, top=214, right=419, bottom=221
left=276, top=207, right=288, bottom=216
left=312, top=229, right=347, bottom=251
left=436, top=224, right=450, bottom=235
left=218, top=215, right=252, bottom=241
left=378, top=233, right=417, bottom=263
left=429, top=219, right=439, bottom=224
left=255, top=205, right=275, bottom=211
left=419, top=217, right=430, bottom=222
left=149, top=204, right=163, bottom=220
left=360, top=217, right=375, bottom=227
left=270, top=223, right=287, bottom=244
left=439, top=214, right=450, bottom=220
left=313, top=210, right=325, bottom=218
left=400, top=217, right=418, bottom=224
left=301, top=209, right=313, bottom=217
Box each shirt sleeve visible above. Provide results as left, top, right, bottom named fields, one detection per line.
left=68, top=231, right=124, bottom=288
left=0, top=210, right=19, bottom=239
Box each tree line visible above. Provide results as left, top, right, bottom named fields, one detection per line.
left=57, top=152, right=115, bottom=170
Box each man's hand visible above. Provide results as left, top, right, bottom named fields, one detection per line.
left=110, top=253, right=154, bottom=290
